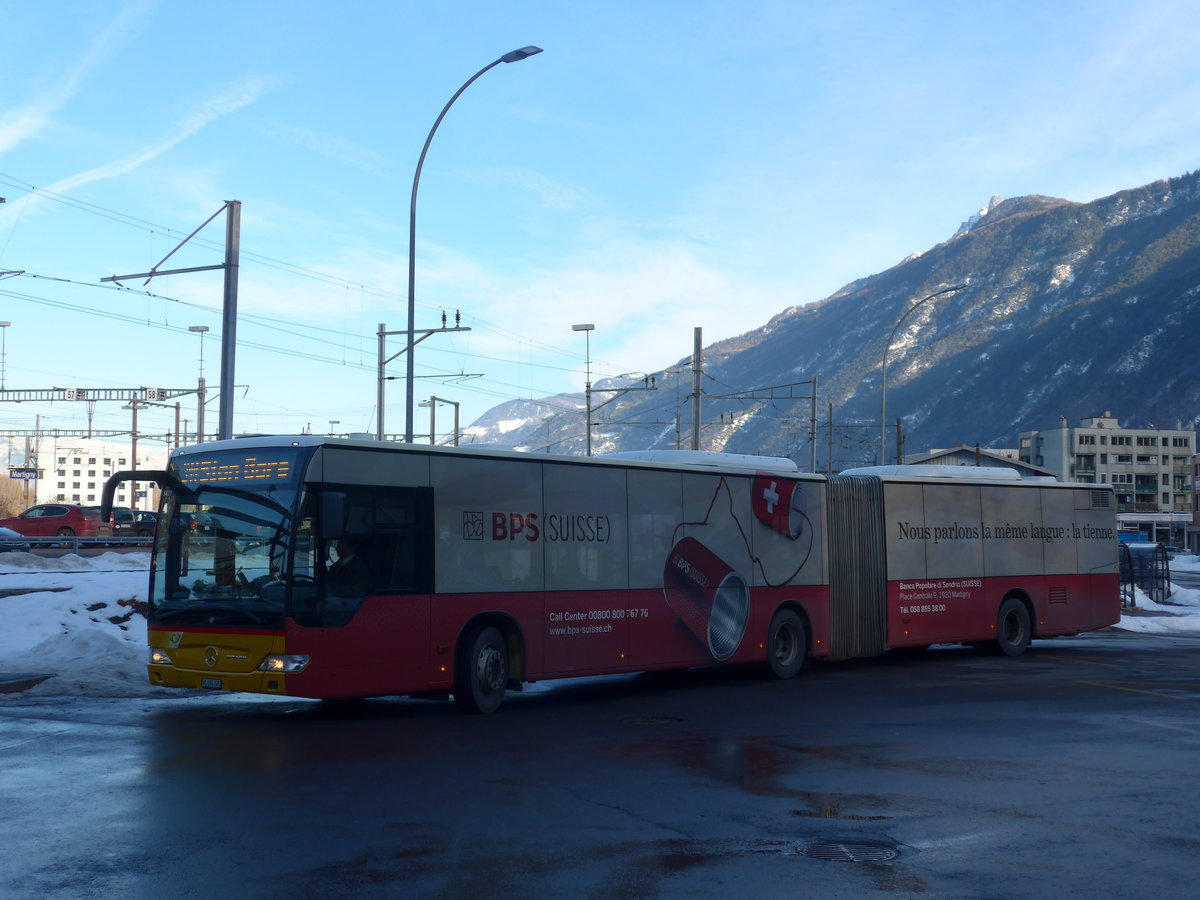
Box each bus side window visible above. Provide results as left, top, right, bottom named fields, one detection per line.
left=326, top=486, right=431, bottom=595
left=372, top=489, right=431, bottom=593
left=374, top=530, right=417, bottom=591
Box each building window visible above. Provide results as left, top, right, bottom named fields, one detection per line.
left=1100, top=454, right=1108, bottom=464
left=1137, top=436, right=1157, bottom=447
left=1137, top=455, right=1157, bottom=465
left=1112, top=436, right=1132, bottom=446
left=1078, top=434, right=1096, bottom=445
left=1174, top=437, right=1191, bottom=449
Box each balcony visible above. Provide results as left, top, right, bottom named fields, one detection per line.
left=1117, top=502, right=1165, bottom=513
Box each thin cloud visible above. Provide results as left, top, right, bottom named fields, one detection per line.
left=0, top=0, right=157, bottom=154
left=1, top=78, right=269, bottom=222
left=51, top=79, right=269, bottom=193
left=261, top=122, right=397, bottom=179
left=468, top=167, right=599, bottom=211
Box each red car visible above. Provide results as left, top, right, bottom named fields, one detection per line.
left=0, top=504, right=112, bottom=539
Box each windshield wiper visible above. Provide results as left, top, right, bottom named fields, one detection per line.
left=152, top=603, right=272, bottom=626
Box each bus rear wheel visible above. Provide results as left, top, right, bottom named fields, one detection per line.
left=995, top=597, right=1031, bottom=657
left=455, top=625, right=508, bottom=714
left=766, top=609, right=807, bottom=679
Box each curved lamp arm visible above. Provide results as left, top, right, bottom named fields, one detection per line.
left=403, top=47, right=543, bottom=443
left=880, top=284, right=967, bottom=463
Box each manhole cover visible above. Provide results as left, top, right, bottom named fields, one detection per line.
left=621, top=716, right=682, bottom=726
left=801, top=840, right=899, bottom=862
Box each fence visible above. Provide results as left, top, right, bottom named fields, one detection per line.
left=1118, top=541, right=1171, bottom=607
left=12, top=536, right=153, bottom=553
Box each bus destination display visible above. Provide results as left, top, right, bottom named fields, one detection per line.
left=177, top=454, right=297, bottom=486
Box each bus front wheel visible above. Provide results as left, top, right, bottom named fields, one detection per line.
left=455, top=625, right=508, bottom=714
left=766, top=609, right=807, bottom=679
left=995, top=597, right=1031, bottom=657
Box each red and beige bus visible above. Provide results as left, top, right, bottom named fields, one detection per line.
left=104, top=436, right=1119, bottom=712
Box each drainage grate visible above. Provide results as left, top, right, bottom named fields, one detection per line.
left=801, top=840, right=899, bottom=862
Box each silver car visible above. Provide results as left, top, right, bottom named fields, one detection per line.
left=0, top=525, right=31, bottom=553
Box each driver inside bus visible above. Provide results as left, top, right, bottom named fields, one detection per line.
left=324, top=536, right=370, bottom=623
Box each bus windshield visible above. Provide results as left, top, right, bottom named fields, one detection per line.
left=150, top=484, right=308, bottom=628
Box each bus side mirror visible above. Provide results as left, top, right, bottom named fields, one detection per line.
left=319, top=492, right=346, bottom=541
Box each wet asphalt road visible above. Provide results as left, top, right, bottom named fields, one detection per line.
left=1169, top=563, right=1200, bottom=592
left=2, top=630, right=1199, bottom=899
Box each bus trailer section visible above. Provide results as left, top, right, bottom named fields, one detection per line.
left=104, top=437, right=1119, bottom=713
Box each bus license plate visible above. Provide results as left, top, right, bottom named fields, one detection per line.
left=200, top=678, right=223, bottom=690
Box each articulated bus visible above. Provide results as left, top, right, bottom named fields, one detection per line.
left=104, top=436, right=1119, bottom=713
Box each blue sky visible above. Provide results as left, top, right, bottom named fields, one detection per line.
left=2, top=0, right=1198, bottom=448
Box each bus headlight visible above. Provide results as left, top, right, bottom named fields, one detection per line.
left=149, top=648, right=173, bottom=666
left=258, top=654, right=311, bottom=673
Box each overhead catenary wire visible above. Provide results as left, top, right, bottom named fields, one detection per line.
left=1, top=275, right=593, bottom=398
left=0, top=173, right=671, bottom=434
left=0, top=172, right=628, bottom=371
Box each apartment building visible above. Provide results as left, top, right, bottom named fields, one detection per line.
left=1019, top=412, right=1194, bottom=544
left=47, top=438, right=168, bottom=511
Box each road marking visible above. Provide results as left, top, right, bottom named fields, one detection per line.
left=0, top=729, right=72, bottom=751
left=1129, top=718, right=1200, bottom=736
left=1041, top=655, right=1123, bottom=669
left=1075, top=679, right=1191, bottom=700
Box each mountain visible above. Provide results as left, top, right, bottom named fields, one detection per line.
left=465, top=168, right=1200, bottom=469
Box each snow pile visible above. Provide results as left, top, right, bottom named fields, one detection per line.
left=1117, top=552, right=1200, bottom=635
left=0, top=552, right=151, bottom=698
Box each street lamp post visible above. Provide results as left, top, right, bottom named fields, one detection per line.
left=0, top=321, right=10, bottom=391
left=572, top=323, right=595, bottom=456
left=188, top=325, right=210, bottom=442
left=404, top=46, right=543, bottom=444
left=419, top=396, right=461, bottom=446
left=880, top=284, right=966, bottom=464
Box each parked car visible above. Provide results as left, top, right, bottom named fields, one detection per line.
left=0, top=504, right=112, bottom=539
left=0, top=525, right=31, bottom=553
left=108, top=506, right=137, bottom=538
left=133, top=510, right=158, bottom=537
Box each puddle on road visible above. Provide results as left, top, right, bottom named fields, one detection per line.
left=622, top=733, right=898, bottom=820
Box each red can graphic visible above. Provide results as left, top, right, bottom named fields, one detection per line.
left=662, top=537, right=749, bottom=661
left=751, top=474, right=806, bottom=540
